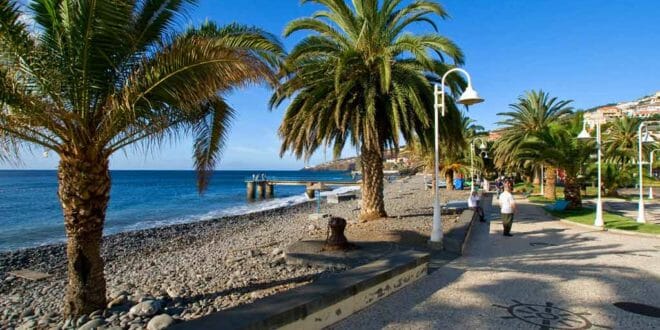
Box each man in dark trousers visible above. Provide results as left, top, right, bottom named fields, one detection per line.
left=499, top=183, right=516, bottom=236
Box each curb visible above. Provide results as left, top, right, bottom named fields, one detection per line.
left=559, top=219, right=660, bottom=239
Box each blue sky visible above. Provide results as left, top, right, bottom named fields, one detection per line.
left=7, top=0, right=660, bottom=170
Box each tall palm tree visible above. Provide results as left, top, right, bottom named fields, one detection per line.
left=271, top=0, right=466, bottom=221
left=0, top=0, right=283, bottom=316
left=493, top=90, right=573, bottom=199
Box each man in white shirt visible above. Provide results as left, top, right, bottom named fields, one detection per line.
left=467, top=191, right=485, bottom=222
left=499, top=183, right=516, bottom=236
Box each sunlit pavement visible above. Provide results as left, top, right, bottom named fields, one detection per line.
left=331, top=198, right=660, bottom=329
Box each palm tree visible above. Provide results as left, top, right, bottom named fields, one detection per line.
left=602, top=116, right=642, bottom=166
left=271, top=0, right=466, bottom=221
left=0, top=0, right=283, bottom=317
left=521, top=115, right=594, bottom=208
left=493, top=90, right=573, bottom=199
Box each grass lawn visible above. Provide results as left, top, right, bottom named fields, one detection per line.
left=548, top=208, right=660, bottom=235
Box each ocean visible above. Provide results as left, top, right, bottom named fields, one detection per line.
left=0, top=170, right=356, bottom=252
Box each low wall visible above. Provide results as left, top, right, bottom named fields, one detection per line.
left=442, top=193, right=490, bottom=255
left=172, top=250, right=429, bottom=330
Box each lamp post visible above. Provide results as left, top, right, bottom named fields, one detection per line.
left=470, top=137, right=488, bottom=193
left=637, top=121, right=658, bottom=223
left=651, top=148, right=660, bottom=199
left=430, top=68, right=484, bottom=248
left=577, top=118, right=604, bottom=227
left=540, top=165, right=544, bottom=196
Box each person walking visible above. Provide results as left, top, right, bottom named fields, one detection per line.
left=499, top=183, right=516, bottom=236
left=468, top=191, right=486, bottom=222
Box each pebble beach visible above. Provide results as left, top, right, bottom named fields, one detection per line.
left=0, top=175, right=469, bottom=329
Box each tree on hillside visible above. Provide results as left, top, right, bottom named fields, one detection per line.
left=0, top=0, right=283, bottom=316
left=493, top=90, right=573, bottom=199
left=271, top=0, right=466, bottom=221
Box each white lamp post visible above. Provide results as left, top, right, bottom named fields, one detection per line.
left=540, top=165, right=544, bottom=196
left=637, top=121, right=658, bottom=223
left=577, top=118, right=604, bottom=227
left=470, top=137, right=488, bottom=193
left=650, top=148, right=660, bottom=199
left=430, top=68, right=484, bottom=248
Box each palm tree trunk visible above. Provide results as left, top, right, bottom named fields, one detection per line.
left=544, top=165, right=557, bottom=200
left=445, top=170, right=454, bottom=190
left=58, top=155, right=110, bottom=317
left=359, top=145, right=387, bottom=221
left=532, top=167, right=541, bottom=185
left=563, top=175, right=582, bottom=209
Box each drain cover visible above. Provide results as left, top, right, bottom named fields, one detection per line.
left=530, top=242, right=558, bottom=247
left=613, top=302, right=660, bottom=318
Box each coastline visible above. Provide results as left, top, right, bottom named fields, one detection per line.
left=0, top=175, right=469, bottom=329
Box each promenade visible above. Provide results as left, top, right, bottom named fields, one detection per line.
left=333, top=197, right=660, bottom=329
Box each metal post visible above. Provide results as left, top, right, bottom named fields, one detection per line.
left=595, top=121, right=604, bottom=227
left=470, top=142, right=475, bottom=193
left=649, top=149, right=659, bottom=199
left=637, top=123, right=646, bottom=223
left=429, top=68, right=482, bottom=248
left=430, top=83, right=443, bottom=246
left=540, top=165, right=544, bottom=195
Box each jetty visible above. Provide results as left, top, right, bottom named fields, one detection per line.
left=245, top=176, right=360, bottom=200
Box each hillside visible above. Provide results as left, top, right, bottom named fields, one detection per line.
left=302, top=157, right=358, bottom=171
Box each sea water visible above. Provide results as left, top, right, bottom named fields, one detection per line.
left=0, top=170, right=356, bottom=252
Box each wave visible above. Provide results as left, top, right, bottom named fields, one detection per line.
left=104, top=185, right=360, bottom=235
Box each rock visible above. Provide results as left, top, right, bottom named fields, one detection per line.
left=271, top=256, right=286, bottom=266
left=20, top=308, right=34, bottom=318
left=76, top=315, right=90, bottom=327
left=90, top=309, right=103, bottom=319
left=146, top=314, right=174, bottom=330
left=106, top=313, right=119, bottom=323
left=308, top=224, right=319, bottom=231
left=62, top=317, right=73, bottom=328
left=165, top=287, right=180, bottom=299
left=271, top=248, right=283, bottom=256
left=16, top=319, right=36, bottom=330
left=78, top=318, right=106, bottom=330
left=129, top=300, right=162, bottom=317
left=108, top=294, right=128, bottom=308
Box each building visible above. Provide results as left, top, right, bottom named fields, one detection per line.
left=585, top=91, right=660, bottom=125
left=584, top=106, right=622, bottom=126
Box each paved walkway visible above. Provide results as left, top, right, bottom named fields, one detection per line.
left=332, top=197, right=660, bottom=329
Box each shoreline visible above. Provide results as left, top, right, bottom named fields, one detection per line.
left=0, top=176, right=469, bottom=329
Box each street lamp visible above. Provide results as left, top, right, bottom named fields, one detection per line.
left=430, top=68, right=484, bottom=248
left=470, top=137, right=488, bottom=192
left=577, top=118, right=604, bottom=227
left=540, top=165, right=545, bottom=196
left=650, top=148, right=659, bottom=199
left=637, top=121, right=658, bottom=223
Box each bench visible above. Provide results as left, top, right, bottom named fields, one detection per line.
left=327, top=192, right=358, bottom=204
left=544, top=199, right=569, bottom=212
